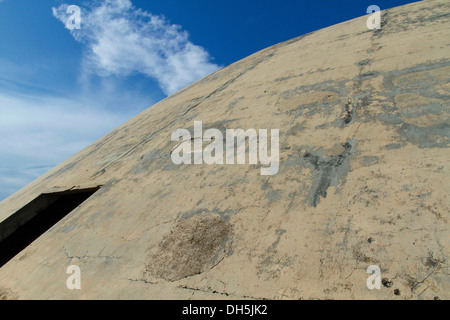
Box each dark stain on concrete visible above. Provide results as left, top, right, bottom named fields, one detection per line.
left=302, top=140, right=357, bottom=207
left=341, top=101, right=357, bottom=126
left=362, top=156, right=379, bottom=166
left=398, top=122, right=449, bottom=148
left=177, top=208, right=235, bottom=221
left=272, top=229, right=286, bottom=250
left=265, top=189, right=283, bottom=205
left=385, top=143, right=403, bottom=150
left=0, top=286, right=18, bottom=300
left=229, top=97, right=244, bottom=109
left=145, top=214, right=232, bottom=281
left=356, top=59, right=372, bottom=67
left=261, top=179, right=283, bottom=205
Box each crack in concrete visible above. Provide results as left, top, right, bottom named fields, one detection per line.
left=177, top=284, right=268, bottom=300
left=410, top=268, right=437, bottom=294
left=63, top=247, right=122, bottom=261
left=127, top=278, right=158, bottom=285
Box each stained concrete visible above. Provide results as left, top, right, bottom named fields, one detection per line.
left=0, top=0, right=449, bottom=299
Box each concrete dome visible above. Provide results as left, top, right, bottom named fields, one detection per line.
left=0, top=0, right=449, bottom=299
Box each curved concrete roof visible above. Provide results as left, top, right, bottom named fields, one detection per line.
left=0, top=0, right=449, bottom=299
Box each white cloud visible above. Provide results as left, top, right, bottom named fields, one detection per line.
left=0, top=91, right=134, bottom=201
left=52, top=0, right=220, bottom=95
left=0, top=1, right=218, bottom=201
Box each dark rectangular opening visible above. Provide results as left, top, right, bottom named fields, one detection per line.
left=0, top=187, right=101, bottom=268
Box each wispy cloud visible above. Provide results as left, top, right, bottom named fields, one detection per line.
left=1, top=1, right=218, bottom=201
left=0, top=91, right=134, bottom=201
left=52, top=0, right=220, bottom=95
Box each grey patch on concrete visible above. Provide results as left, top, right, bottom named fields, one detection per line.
left=86, top=210, right=103, bottom=224
left=153, top=188, right=172, bottom=201
left=362, top=156, right=379, bottom=167
left=401, top=185, right=411, bottom=192
left=144, top=214, right=232, bottom=281
left=261, top=179, right=283, bottom=204
left=337, top=33, right=351, bottom=40
left=226, top=245, right=234, bottom=258
left=277, top=81, right=351, bottom=128
left=376, top=111, right=403, bottom=126
left=315, top=122, right=332, bottom=131
left=418, top=192, right=431, bottom=199
left=274, top=74, right=304, bottom=83
left=61, top=225, right=76, bottom=233
left=385, top=143, right=403, bottom=150
left=280, top=79, right=348, bottom=103
left=398, top=122, right=449, bottom=148
left=401, top=10, right=450, bottom=27
left=272, top=229, right=286, bottom=250
left=227, top=177, right=246, bottom=188
left=261, top=179, right=270, bottom=191
left=308, top=67, right=335, bottom=74
left=132, top=148, right=165, bottom=174
left=356, top=59, right=372, bottom=67
left=301, top=140, right=357, bottom=207
left=265, top=189, right=283, bottom=205
left=382, top=60, right=450, bottom=94
left=358, top=71, right=380, bottom=81
left=131, top=140, right=184, bottom=173
left=399, top=101, right=446, bottom=119
left=177, top=208, right=235, bottom=221
left=366, top=46, right=383, bottom=54
left=229, top=97, right=244, bottom=109
left=286, top=122, right=305, bottom=135
left=369, top=61, right=450, bottom=145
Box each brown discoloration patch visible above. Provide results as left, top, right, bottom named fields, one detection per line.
left=0, top=287, right=18, bottom=300
left=144, top=214, right=232, bottom=281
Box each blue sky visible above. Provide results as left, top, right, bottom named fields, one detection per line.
left=0, top=0, right=419, bottom=201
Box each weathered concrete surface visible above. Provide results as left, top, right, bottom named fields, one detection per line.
left=0, top=0, right=449, bottom=299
